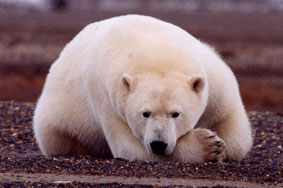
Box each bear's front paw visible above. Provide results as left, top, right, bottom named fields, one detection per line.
left=195, top=128, right=226, bottom=162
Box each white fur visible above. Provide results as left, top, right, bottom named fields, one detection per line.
left=33, top=15, right=253, bottom=162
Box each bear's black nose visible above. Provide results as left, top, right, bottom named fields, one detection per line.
left=150, top=141, right=168, bottom=155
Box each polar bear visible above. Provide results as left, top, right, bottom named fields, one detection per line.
left=33, top=15, right=253, bottom=162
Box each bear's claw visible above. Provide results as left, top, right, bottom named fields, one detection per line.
left=194, top=128, right=227, bottom=162
left=205, top=137, right=226, bottom=162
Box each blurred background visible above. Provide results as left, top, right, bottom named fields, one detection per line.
left=0, top=0, right=282, bottom=112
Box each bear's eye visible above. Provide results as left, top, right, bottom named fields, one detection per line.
left=142, top=111, right=151, bottom=118
left=171, top=112, right=180, bottom=118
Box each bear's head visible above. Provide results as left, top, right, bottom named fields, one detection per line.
left=120, top=72, right=208, bottom=156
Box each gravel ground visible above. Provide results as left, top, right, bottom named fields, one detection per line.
left=0, top=101, right=282, bottom=187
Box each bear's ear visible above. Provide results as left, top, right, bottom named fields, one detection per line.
left=188, top=75, right=205, bottom=93
left=121, top=74, right=134, bottom=92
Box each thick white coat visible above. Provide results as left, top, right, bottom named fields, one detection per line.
left=33, top=15, right=253, bottom=162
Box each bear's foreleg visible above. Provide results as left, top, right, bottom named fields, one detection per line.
left=214, top=109, right=253, bottom=161
left=171, top=128, right=226, bottom=162
left=100, top=111, right=165, bottom=161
